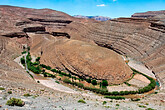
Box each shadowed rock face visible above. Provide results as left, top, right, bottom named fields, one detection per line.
left=0, top=5, right=165, bottom=88
left=29, top=34, right=132, bottom=84
left=0, top=5, right=84, bottom=37
left=23, top=26, right=46, bottom=32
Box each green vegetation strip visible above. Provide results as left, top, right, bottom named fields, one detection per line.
left=0, top=87, right=5, bottom=90
left=6, top=98, right=25, bottom=107
left=21, top=51, right=26, bottom=54
left=21, top=50, right=156, bottom=97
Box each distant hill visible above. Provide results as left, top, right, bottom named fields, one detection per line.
left=73, top=15, right=111, bottom=21
left=132, top=10, right=165, bottom=18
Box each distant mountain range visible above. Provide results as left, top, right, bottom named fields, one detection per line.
left=73, top=15, right=111, bottom=21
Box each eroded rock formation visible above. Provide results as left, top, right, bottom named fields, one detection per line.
left=29, top=34, right=132, bottom=84
left=63, top=14, right=165, bottom=89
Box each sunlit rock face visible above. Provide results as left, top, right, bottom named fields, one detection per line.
left=30, top=34, right=132, bottom=84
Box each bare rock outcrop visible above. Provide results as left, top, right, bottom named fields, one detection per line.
left=29, top=34, right=132, bottom=84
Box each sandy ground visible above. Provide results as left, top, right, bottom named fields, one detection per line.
left=38, top=79, right=79, bottom=94
left=128, top=79, right=148, bottom=88
left=133, top=74, right=150, bottom=84
left=107, top=83, right=138, bottom=92
left=127, top=57, right=156, bottom=79
left=107, top=74, right=150, bottom=92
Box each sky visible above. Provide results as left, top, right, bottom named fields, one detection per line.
left=0, top=0, right=165, bottom=18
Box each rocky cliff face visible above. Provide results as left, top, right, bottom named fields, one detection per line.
left=0, top=5, right=132, bottom=85
left=0, top=5, right=165, bottom=88
left=64, top=17, right=165, bottom=89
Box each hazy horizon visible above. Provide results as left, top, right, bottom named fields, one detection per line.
left=0, top=0, right=165, bottom=18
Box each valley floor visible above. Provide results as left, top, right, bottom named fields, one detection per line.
left=0, top=54, right=164, bottom=110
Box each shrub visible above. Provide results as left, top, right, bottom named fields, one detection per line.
left=102, top=80, right=108, bottom=86
left=131, top=98, right=140, bottom=101
left=8, top=91, right=12, bottom=94
left=119, top=91, right=125, bottom=95
left=46, top=66, right=51, bottom=70
left=59, top=74, right=63, bottom=77
left=40, top=64, right=51, bottom=70
left=26, top=53, right=32, bottom=61
left=51, top=69, right=58, bottom=73
left=124, top=91, right=130, bottom=95
left=23, top=93, right=31, bottom=97
left=91, top=80, right=97, bottom=85
left=36, top=57, right=40, bottom=62
left=32, top=95, right=39, bottom=99
left=20, top=57, right=25, bottom=64
left=154, top=92, right=158, bottom=94
left=6, top=98, right=25, bottom=107
left=138, top=105, right=146, bottom=108
left=55, top=81, right=60, bottom=84
left=63, top=78, right=72, bottom=84
left=29, top=73, right=34, bottom=79
left=0, top=87, right=5, bottom=90
left=43, top=73, right=47, bottom=77
left=116, top=104, right=120, bottom=106
left=78, top=99, right=86, bottom=104
left=73, top=82, right=84, bottom=88
left=28, top=65, right=41, bottom=74
left=33, top=62, right=39, bottom=65
left=21, top=51, right=26, bottom=54
left=103, top=101, right=107, bottom=105
left=145, top=103, right=149, bottom=105
left=27, top=47, right=30, bottom=51
left=44, top=72, right=55, bottom=78
left=40, top=64, right=47, bottom=68
left=68, top=73, right=72, bottom=78
left=86, top=78, right=91, bottom=83
left=112, top=91, right=119, bottom=95
left=72, top=76, right=77, bottom=80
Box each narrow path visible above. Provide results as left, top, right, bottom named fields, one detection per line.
left=38, top=78, right=79, bottom=94
left=122, top=56, right=156, bottom=79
